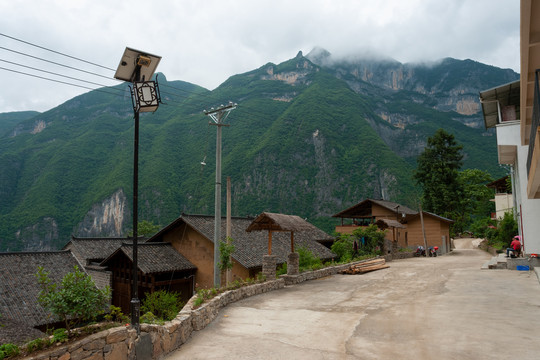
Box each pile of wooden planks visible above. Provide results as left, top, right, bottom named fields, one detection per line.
left=340, top=258, right=389, bottom=275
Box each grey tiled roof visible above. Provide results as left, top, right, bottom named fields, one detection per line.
left=101, top=243, right=196, bottom=273
left=151, top=214, right=336, bottom=269
left=246, top=212, right=318, bottom=232
left=332, top=198, right=417, bottom=218
left=64, top=237, right=130, bottom=263
left=0, top=251, right=83, bottom=327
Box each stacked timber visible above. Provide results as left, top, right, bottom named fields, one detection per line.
left=340, top=258, right=389, bottom=275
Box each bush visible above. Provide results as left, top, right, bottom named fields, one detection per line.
left=297, top=247, right=323, bottom=272
left=36, top=266, right=110, bottom=333
left=140, top=312, right=162, bottom=325
left=469, top=217, right=496, bottom=238
left=486, top=211, right=518, bottom=249
left=141, top=290, right=184, bottom=321
left=331, top=225, right=386, bottom=262
left=104, top=305, right=129, bottom=323
left=0, top=344, right=19, bottom=359
left=51, top=328, right=68, bottom=343
left=331, top=234, right=354, bottom=262
left=25, top=338, right=46, bottom=353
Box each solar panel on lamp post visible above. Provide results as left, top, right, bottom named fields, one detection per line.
left=114, top=47, right=161, bottom=334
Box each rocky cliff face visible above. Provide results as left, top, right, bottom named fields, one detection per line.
left=306, top=49, right=518, bottom=125
left=76, top=189, right=128, bottom=237
left=15, top=217, right=58, bottom=251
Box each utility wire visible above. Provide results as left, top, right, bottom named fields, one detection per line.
left=0, top=58, right=122, bottom=90
left=0, top=66, right=124, bottom=97
left=0, top=32, right=116, bottom=71
left=0, top=46, right=114, bottom=80
left=0, top=34, right=269, bottom=121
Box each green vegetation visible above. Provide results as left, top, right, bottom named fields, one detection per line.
left=413, top=129, right=464, bottom=221
left=0, top=343, right=19, bottom=359
left=193, top=274, right=266, bottom=308
left=331, top=225, right=386, bottom=262
left=36, top=266, right=110, bottom=333
left=485, top=212, right=519, bottom=250
left=104, top=305, right=129, bottom=323
left=140, top=290, right=184, bottom=322
left=218, top=237, right=236, bottom=277
left=0, top=55, right=512, bottom=251
left=126, top=220, right=161, bottom=238
left=413, top=129, right=496, bottom=235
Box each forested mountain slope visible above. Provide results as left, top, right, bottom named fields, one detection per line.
left=0, top=50, right=518, bottom=251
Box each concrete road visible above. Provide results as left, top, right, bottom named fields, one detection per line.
left=166, top=241, right=540, bottom=360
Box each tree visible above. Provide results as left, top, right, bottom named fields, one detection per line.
left=457, top=169, right=494, bottom=231
left=126, top=220, right=161, bottom=238
left=413, top=129, right=464, bottom=223
left=36, top=266, right=110, bottom=333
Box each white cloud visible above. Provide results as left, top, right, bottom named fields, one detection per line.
left=0, top=0, right=519, bottom=113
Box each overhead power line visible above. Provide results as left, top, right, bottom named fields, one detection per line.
left=0, top=32, right=116, bottom=71
left=0, top=58, right=123, bottom=91
left=0, top=46, right=114, bottom=80
left=0, top=66, right=124, bottom=97
left=0, top=32, right=269, bottom=121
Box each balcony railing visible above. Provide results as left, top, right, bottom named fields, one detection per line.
left=527, top=70, right=540, bottom=176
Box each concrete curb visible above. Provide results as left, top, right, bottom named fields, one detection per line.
left=535, top=267, right=540, bottom=285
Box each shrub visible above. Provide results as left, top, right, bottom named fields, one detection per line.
left=140, top=312, right=162, bottom=325
left=297, top=247, right=323, bottom=272
left=51, top=328, right=68, bottom=343
left=36, top=266, right=110, bottom=333
left=276, top=263, right=287, bottom=276
left=485, top=211, right=518, bottom=249
left=351, top=225, right=386, bottom=255
left=218, top=237, right=235, bottom=275
left=331, top=234, right=354, bottom=262
left=0, top=344, right=19, bottom=359
left=104, top=305, right=129, bottom=323
left=141, top=290, right=184, bottom=321
left=25, top=338, right=46, bottom=353
left=469, top=217, right=496, bottom=238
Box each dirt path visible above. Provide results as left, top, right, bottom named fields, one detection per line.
left=166, top=244, right=540, bottom=360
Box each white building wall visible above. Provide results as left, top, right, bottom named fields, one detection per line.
left=496, top=121, right=540, bottom=254
left=494, top=193, right=513, bottom=219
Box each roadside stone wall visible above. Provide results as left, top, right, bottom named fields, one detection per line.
left=26, top=255, right=406, bottom=359
left=385, top=251, right=414, bottom=261
left=27, top=279, right=284, bottom=360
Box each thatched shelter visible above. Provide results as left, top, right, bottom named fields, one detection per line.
left=246, top=212, right=316, bottom=255
left=246, top=212, right=320, bottom=277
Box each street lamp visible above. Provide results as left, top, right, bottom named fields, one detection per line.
left=114, top=47, right=162, bottom=333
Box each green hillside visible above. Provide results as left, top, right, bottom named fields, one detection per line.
left=0, top=53, right=518, bottom=251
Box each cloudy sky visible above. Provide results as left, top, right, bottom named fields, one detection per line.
left=0, top=0, right=520, bottom=113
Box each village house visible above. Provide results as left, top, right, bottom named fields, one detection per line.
left=0, top=250, right=83, bottom=343
left=100, top=242, right=196, bottom=315
left=332, top=199, right=453, bottom=254
left=62, top=236, right=129, bottom=290
left=486, top=176, right=513, bottom=220
left=64, top=236, right=196, bottom=313
left=147, top=213, right=336, bottom=289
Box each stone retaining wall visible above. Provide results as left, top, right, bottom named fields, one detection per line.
left=27, top=279, right=285, bottom=360
left=27, top=256, right=402, bottom=359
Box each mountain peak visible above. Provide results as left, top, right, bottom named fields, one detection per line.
left=306, top=47, right=332, bottom=65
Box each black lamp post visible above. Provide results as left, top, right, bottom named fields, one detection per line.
left=114, top=47, right=162, bottom=333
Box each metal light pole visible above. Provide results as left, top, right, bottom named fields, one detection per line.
left=114, top=47, right=161, bottom=333
left=204, top=102, right=237, bottom=287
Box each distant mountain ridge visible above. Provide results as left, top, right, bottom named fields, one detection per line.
left=0, top=49, right=519, bottom=251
